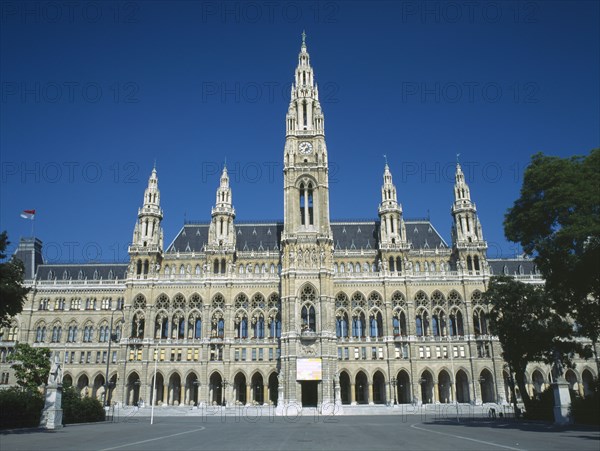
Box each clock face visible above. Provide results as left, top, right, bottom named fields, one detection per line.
left=299, top=141, right=313, bottom=154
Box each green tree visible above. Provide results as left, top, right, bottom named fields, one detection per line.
left=0, top=231, right=31, bottom=328
left=8, top=343, right=51, bottom=391
left=504, top=150, right=600, bottom=346
left=484, top=276, right=588, bottom=411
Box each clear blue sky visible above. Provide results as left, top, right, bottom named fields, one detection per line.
left=1, top=1, right=598, bottom=263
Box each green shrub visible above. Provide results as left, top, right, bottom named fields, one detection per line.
left=61, top=385, right=105, bottom=425
left=523, top=386, right=555, bottom=422
left=570, top=378, right=600, bottom=425
left=0, top=387, right=44, bottom=429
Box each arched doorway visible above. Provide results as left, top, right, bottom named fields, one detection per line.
left=107, top=374, right=117, bottom=405
left=77, top=374, right=90, bottom=397
left=209, top=373, right=223, bottom=406
left=251, top=373, right=264, bottom=405
left=169, top=373, right=182, bottom=405
left=582, top=370, right=594, bottom=398
left=234, top=373, right=247, bottom=405
left=186, top=373, right=200, bottom=406
left=268, top=373, right=278, bottom=405
left=92, top=374, right=105, bottom=400
left=420, top=371, right=433, bottom=404
left=373, top=371, right=386, bottom=404
left=63, top=374, right=73, bottom=388
left=456, top=370, right=470, bottom=403
left=355, top=371, right=368, bottom=404
left=479, top=369, right=495, bottom=403
left=127, top=372, right=141, bottom=406
left=503, top=370, right=513, bottom=404
left=565, top=370, right=578, bottom=400
left=532, top=370, right=545, bottom=399
left=151, top=372, right=165, bottom=405
left=397, top=370, right=411, bottom=404
left=339, top=371, right=351, bottom=404
left=438, top=370, right=451, bottom=403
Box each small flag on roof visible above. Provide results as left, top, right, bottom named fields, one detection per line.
left=20, top=209, right=36, bottom=220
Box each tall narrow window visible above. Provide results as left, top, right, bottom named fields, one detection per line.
left=299, top=183, right=305, bottom=225
left=303, top=102, right=307, bottom=127
left=308, top=184, right=314, bottom=225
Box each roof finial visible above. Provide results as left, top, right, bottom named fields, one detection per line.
left=302, top=30, right=306, bottom=45
left=224, top=156, right=227, bottom=169
left=456, top=153, right=461, bottom=164
left=383, top=154, right=388, bottom=165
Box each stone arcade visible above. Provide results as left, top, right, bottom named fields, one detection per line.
left=2, top=36, right=597, bottom=412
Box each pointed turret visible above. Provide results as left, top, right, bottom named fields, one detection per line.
left=451, top=162, right=487, bottom=273
left=282, top=32, right=332, bottom=237
left=378, top=164, right=407, bottom=248
left=129, top=166, right=164, bottom=278
left=285, top=32, right=325, bottom=136
left=208, top=165, right=236, bottom=250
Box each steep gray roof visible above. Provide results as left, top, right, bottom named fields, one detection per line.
left=36, top=263, right=129, bottom=281
left=488, top=259, right=538, bottom=276
left=167, top=220, right=448, bottom=253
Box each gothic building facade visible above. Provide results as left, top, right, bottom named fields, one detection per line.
left=1, top=37, right=597, bottom=410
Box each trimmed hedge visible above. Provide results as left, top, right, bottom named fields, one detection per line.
left=570, top=378, right=600, bottom=425
left=62, top=385, right=105, bottom=424
left=0, top=387, right=44, bottom=429
left=523, top=386, right=555, bottom=422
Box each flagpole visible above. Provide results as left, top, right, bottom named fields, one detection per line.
left=31, top=216, right=35, bottom=237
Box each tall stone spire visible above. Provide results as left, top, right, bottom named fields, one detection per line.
left=378, top=163, right=406, bottom=248
left=282, top=32, right=332, bottom=236
left=129, top=167, right=164, bottom=278
left=451, top=163, right=487, bottom=272
left=286, top=32, right=325, bottom=136
left=208, top=165, right=236, bottom=250
left=132, top=167, right=163, bottom=248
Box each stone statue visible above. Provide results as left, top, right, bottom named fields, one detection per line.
left=551, top=350, right=564, bottom=382
left=48, top=355, right=62, bottom=386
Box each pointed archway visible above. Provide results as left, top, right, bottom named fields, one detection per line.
left=456, top=370, right=470, bottom=403
left=397, top=370, right=411, bottom=404
left=340, top=371, right=351, bottom=404
left=209, top=372, right=223, bottom=406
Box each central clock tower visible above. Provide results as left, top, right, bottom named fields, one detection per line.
left=280, top=33, right=337, bottom=412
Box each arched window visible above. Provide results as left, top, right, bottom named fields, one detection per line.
left=254, top=315, right=265, bottom=339
left=194, top=318, right=202, bottom=338
left=416, top=315, right=423, bottom=337
left=336, top=312, right=349, bottom=338
left=473, top=310, right=488, bottom=336
left=432, top=314, right=439, bottom=337
left=238, top=316, right=248, bottom=339
left=301, top=305, right=316, bottom=332
left=352, top=312, right=366, bottom=337
left=195, top=265, right=201, bottom=275
left=270, top=314, right=282, bottom=338
left=400, top=311, right=407, bottom=336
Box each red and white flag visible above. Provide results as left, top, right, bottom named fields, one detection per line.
left=20, top=209, right=36, bottom=220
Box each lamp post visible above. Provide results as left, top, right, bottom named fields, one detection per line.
left=104, top=308, right=124, bottom=407
left=390, top=377, right=396, bottom=407
left=448, top=335, right=460, bottom=422
left=193, top=380, right=200, bottom=406
left=222, top=379, right=229, bottom=407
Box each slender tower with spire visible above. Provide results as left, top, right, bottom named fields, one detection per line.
left=207, top=165, right=236, bottom=251
left=129, top=166, right=164, bottom=278
left=451, top=162, right=487, bottom=273
left=280, top=33, right=336, bottom=411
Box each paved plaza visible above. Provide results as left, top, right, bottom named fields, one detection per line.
left=2, top=413, right=599, bottom=451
